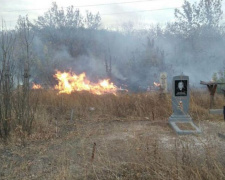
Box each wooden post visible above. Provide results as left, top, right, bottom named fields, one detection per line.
left=200, top=81, right=225, bottom=110
left=91, top=142, right=96, bottom=162
left=70, top=109, right=74, bottom=122
left=210, top=95, right=214, bottom=109
left=224, top=106, right=225, bottom=121
left=207, top=84, right=217, bottom=109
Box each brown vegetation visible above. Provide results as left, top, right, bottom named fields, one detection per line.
left=0, top=90, right=225, bottom=179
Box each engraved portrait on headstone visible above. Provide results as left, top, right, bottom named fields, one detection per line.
left=175, top=80, right=187, bottom=96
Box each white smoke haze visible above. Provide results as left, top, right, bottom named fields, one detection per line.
left=1, top=0, right=225, bottom=91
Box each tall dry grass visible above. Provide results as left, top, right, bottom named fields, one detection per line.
left=1, top=90, right=225, bottom=180
left=71, top=136, right=225, bottom=180
left=6, top=89, right=224, bottom=144
left=33, top=89, right=224, bottom=122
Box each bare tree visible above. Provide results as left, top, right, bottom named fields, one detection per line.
left=85, top=11, right=101, bottom=29
left=0, top=20, right=16, bottom=140
left=174, top=0, right=223, bottom=37
left=14, top=16, right=36, bottom=134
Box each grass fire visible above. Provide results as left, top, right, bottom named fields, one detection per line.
left=32, top=83, right=43, bottom=90
left=54, top=70, right=118, bottom=95
left=1, top=0, right=225, bottom=179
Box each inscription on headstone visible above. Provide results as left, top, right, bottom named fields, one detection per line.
left=169, top=75, right=201, bottom=135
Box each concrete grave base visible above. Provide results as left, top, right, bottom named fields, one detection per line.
left=209, top=109, right=223, bottom=115
left=169, top=114, right=201, bottom=135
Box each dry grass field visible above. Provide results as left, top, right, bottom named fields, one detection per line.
left=0, top=90, right=225, bottom=180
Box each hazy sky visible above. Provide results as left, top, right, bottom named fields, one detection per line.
left=0, top=0, right=225, bottom=29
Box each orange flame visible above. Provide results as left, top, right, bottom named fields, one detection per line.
left=32, top=83, right=42, bottom=89
left=154, top=82, right=161, bottom=87
left=54, top=70, right=118, bottom=95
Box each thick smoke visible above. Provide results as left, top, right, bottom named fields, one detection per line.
left=26, top=1, right=225, bottom=91
left=30, top=28, right=225, bottom=90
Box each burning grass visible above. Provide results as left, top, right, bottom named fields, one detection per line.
left=54, top=70, right=118, bottom=95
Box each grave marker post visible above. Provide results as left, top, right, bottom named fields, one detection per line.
left=160, top=72, right=167, bottom=93
left=169, top=75, right=201, bottom=135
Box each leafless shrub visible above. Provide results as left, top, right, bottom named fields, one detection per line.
left=12, top=16, right=37, bottom=135
left=0, top=21, right=16, bottom=140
